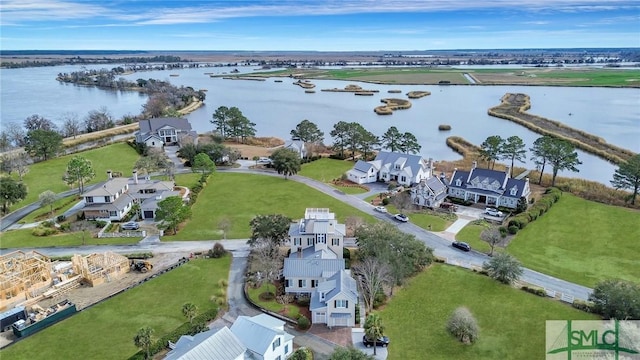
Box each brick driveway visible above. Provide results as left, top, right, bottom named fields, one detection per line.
left=308, top=324, right=353, bottom=347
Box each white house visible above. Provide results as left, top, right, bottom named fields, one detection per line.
left=346, top=151, right=434, bottom=186
left=285, top=208, right=345, bottom=260
left=82, top=170, right=179, bottom=221
left=410, top=175, right=449, bottom=209
left=164, top=326, right=247, bottom=360
left=310, top=269, right=359, bottom=328
left=447, top=162, right=531, bottom=209
left=283, top=258, right=346, bottom=295
left=230, top=314, right=295, bottom=360
left=135, top=117, right=198, bottom=148
left=165, top=314, right=295, bottom=360
left=283, top=138, right=308, bottom=159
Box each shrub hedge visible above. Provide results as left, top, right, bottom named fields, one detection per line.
left=520, top=286, right=547, bottom=297
left=572, top=300, right=595, bottom=313
left=507, top=187, right=563, bottom=233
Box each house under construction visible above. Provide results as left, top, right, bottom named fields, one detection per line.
left=0, top=251, right=53, bottom=311
left=71, top=252, right=130, bottom=287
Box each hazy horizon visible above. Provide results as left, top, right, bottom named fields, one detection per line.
left=1, top=1, right=639, bottom=51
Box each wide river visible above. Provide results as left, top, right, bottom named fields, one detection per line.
left=1, top=64, right=639, bottom=185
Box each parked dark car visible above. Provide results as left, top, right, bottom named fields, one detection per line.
left=363, top=335, right=390, bottom=347
left=452, top=241, right=471, bottom=252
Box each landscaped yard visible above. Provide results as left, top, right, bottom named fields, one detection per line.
left=506, top=193, right=640, bottom=287
left=246, top=283, right=303, bottom=320
left=455, top=220, right=501, bottom=255
left=383, top=204, right=453, bottom=232
left=0, top=257, right=230, bottom=360
left=0, top=226, right=142, bottom=249
left=169, top=172, right=376, bottom=241
left=298, top=158, right=356, bottom=182
left=9, top=142, right=140, bottom=211
left=380, top=264, right=598, bottom=360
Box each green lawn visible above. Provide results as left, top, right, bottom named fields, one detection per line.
left=10, top=143, right=140, bottom=211
left=384, top=204, right=453, bottom=232
left=246, top=283, right=302, bottom=320
left=298, top=158, right=356, bottom=182
left=380, top=264, right=598, bottom=360
left=0, top=227, right=141, bottom=250
left=0, top=257, right=230, bottom=360
left=455, top=220, right=499, bottom=255
left=507, top=193, right=640, bottom=287
left=167, top=172, right=376, bottom=241
left=19, top=195, right=80, bottom=224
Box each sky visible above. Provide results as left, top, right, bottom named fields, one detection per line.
left=1, top=0, right=639, bottom=51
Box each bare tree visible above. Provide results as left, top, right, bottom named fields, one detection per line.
left=39, top=190, right=57, bottom=218
left=60, top=112, right=83, bottom=138
left=251, top=240, right=284, bottom=297
left=353, top=257, right=393, bottom=313
left=480, top=226, right=503, bottom=256
left=345, top=215, right=365, bottom=237
left=391, top=191, right=412, bottom=214
left=4, top=122, right=26, bottom=148
left=1, top=150, right=31, bottom=181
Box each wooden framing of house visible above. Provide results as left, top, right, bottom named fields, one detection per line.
left=71, top=252, right=130, bottom=287
left=0, top=251, right=53, bottom=311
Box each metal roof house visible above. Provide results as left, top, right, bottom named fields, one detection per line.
left=447, top=161, right=531, bottom=209
left=346, top=151, right=434, bottom=186
left=309, top=269, right=359, bottom=328
left=230, top=314, right=295, bottom=360
left=165, top=326, right=247, bottom=360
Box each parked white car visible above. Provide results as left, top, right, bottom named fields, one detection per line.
left=485, top=208, right=503, bottom=217
left=374, top=206, right=388, bottom=213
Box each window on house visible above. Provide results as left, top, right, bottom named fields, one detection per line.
left=307, top=238, right=312, bottom=246
left=285, top=344, right=289, bottom=354
left=510, top=187, right=518, bottom=196
left=320, top=292, right=325, bottom=300
left=86, top=197, right=93, bottom=203
left=285, top=279, right=291, bottom=287
left=401, top=176, right=406, bottom=182
left=298, top=279, right=306, bottom=288
left=331, top=238, right=339, bottom=246
left=311, top=280, right=318, bottom=288
left=104, top=196, right=110, bottom=202
left=316, top=234, right=326, bottom=244
left=455, top=179, right=462, bottom=186
left=275, top=357, right=281, bottom=360
left=335, top=300, right=348, bottom=308
left=272, top=338, right=281, bottom=350
left=109, top=211, right=117, bottom=216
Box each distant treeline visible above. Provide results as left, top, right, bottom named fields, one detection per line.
left=0, top=55, right=187, bottom=68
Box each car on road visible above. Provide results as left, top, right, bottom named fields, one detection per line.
left=374, top=206, right=387, bottom=213
left=257, top=157, right=271, bottom=164
left=485, top=207, right=503, bottom=217
left=363, top=335, right=390, bottom=347
left=452, top=241, right=471, bottom=252
left=121, top=221, right=140, bottom=230
left=394, top=213, right=408, bottom=222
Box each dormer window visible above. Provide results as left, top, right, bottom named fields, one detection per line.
left=510, top=186, right=518, bottom=196
left=455, top=179, right=462, bottom=187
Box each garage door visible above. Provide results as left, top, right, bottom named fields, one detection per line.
left=315, top=312, right=325, bottom=324
left=143, top=211, right=154, bottom=219
left=332, top=316, right=350, bottom=327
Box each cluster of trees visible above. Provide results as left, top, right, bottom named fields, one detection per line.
left=177, top=138, right=241, bottom=166
left=479, top=135, right=582, bottom=187
left=141, top=80, right=206, bottom=118
left=353, top=222, right=434, bottom=312
left=331, top=122, right=420, bottom=160
left=210, top=106, right=256, bottom=143
left=246, top=214, right=292, bottom=295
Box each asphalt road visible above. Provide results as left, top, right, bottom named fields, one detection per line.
left=1, top=166, right=593, bottom=302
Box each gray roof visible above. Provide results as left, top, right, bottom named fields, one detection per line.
left=230, top=315, right=291, bottom=357
left=353, top=160, right=374, bottom=173
left=138, top=117, right=192, bottom=134
left=426, top=176, right=447, bottom=194
left=84, top=178, right=129, bottom=197
left=291, top=246, right=338, bottom=260
left=374, top=151, right=427, bottom=177
left=310, top=269, right=358, bottom=311
left=450, top=167, right=528, bottom=198
left=83, top=193, right=136, bottom=212
left=140, top=190, right=181, bottom=210
left=165, top=327, right=247, bottom=360
left=288, top=220, right=345, bottom=237
left=283, top=258, right=345, bottom=278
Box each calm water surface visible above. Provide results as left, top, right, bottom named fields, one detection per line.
left=1, top=65, right=638, bottom=185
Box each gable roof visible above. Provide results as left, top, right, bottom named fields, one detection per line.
left=83, top=178, right=129, bottom=197
left=230, top=314, right=292, bottom=357
left=165, top=326, right=247, bottom=360
left=449, top=167, right=528, bottom=198
left=426, top=176, right=447, bottom=194
left=283, top=258, right=345, bottom=278
left=375, top=151, right=426, bottom=172
left=138, top=117, right=192, bottom=133
left=352, top=160, right=374, bottom=173
left=310, top=269, right=358, bottom=310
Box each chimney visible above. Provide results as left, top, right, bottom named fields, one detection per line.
left=467, top=162, right=476, bottom=183
left=133, top=170, right=138, bottom=184
left=503, top=166, right=511, bottom=188
left=107, top=170, right=112, bottom=179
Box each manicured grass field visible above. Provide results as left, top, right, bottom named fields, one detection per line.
left=507, top=193, right=640, bottom=287
left=380, top=264, right=598, bottom=360
left=10, top=143, right=140, bottom=211
left=19, top=195, right=80, bottom=224
left=0, top=257, right=230, bottom=360
left=0, top=227, right=141, bottom=249
left=246, top=283, right=302, bottom=320
left=383, top=204, right=452, bottom=232
left=169, top=172, right=376, bottom=241
left=531, top=69, right=640, bottom=86
left=455, top=220, right=499, bottom=255
left=298, top=158, right=356, bottom=182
